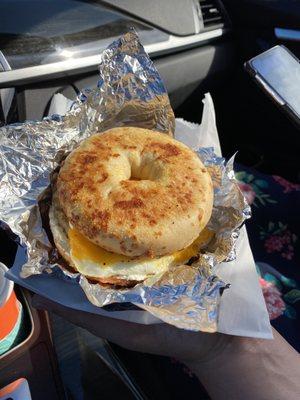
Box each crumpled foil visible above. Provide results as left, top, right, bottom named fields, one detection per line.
left=0, top=31, right=250, bottom=332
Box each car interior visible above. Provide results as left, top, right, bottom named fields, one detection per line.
left=0, top=1, right=299, bottom=399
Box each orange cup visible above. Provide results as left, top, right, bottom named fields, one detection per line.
left=0, top=263, right=20, bottom=341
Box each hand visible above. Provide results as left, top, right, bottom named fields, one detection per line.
left=32, top=294, right=230, bottom=364
left=32, top=295, right=300, bottom=400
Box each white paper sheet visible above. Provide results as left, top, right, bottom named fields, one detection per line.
left=6, top=93, right=272, bottom=338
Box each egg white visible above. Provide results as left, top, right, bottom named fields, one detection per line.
left=68, top=227, right=212, bottom=281
left=71, top=254, right=173, bottom=281
left=50, top=192, right=213, bottom=283
left=68, top=228, right=173, bottom=281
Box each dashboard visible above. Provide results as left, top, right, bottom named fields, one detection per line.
left=0, top=0, right=234, bottom=121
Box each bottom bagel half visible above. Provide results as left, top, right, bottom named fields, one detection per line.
left=49, top=191, right=214, bottom=288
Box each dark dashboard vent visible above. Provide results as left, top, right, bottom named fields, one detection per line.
left=199, top=0, right=224, bottom=28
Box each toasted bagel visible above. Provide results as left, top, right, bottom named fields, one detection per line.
left=57, top=127, right=213, bottom=257
left=49, top=190, right=141, bottom=287
left=49, top=187, right=214, bottom=286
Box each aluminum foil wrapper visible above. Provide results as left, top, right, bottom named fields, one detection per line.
left=0, top=31, right=250, bottom=332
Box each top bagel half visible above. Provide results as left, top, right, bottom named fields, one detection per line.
left=57, top=127, right=213, bottom=257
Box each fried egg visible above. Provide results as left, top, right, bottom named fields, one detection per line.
left=68, top=227, right=213, bottom=282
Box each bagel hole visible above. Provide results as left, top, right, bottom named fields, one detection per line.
left=129, top=172, right=141, bottom=181
left=130, top=172, right=143, bottom=181
left=130, top=159, right=163, bottom=182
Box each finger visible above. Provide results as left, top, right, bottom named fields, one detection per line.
left=32, top=295, right=95, bottom=326
left=31, top=294, right=157, bottom=351
left=32, top=294, right=134, bottom=332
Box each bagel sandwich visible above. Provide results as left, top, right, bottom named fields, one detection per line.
left=49, top=127, right=214, bottom=287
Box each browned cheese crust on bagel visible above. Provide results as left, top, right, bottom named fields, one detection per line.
left=57, top=127, right=213, bottom=257
left=49, top=188, right=141, bottom=287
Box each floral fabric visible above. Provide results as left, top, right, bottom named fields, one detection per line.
left=236, top=165, right=300, bottom=351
